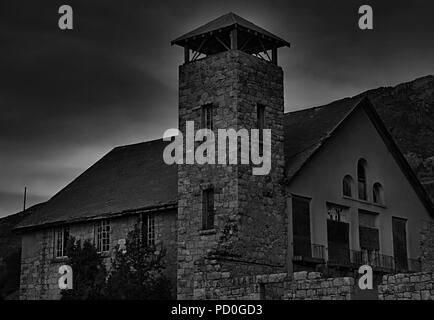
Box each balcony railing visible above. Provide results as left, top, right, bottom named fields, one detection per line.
left=292, top=242, right=326, bottom=263
left=326, top=246, right=422, bottom=273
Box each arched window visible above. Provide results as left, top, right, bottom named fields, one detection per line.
left=343, top=175, right=353, bottom=197
left=373, top=182, right=384, bottom=204
left=357, top=159, right=367, bottom=200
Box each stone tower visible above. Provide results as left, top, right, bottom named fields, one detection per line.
left=172, top=13, right=290, bottom=299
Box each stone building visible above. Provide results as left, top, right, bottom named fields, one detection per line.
left=15, top=13, right=434, bottom=300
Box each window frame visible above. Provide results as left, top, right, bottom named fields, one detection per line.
left=142, top=213, right=156, bottom=246
left=342, top=175, right=353, bottom=197
left=373, top=182, right=384, bottom=205
left=54, top=226, right=69, bottom=258
left=95, top=219, right=111, bottom=253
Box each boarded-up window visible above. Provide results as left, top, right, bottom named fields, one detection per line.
left=392, top=217, right=408, bottom=270
left=292, top=197, right=311, bottom=257
left=202, top=188, right=214, bottom=230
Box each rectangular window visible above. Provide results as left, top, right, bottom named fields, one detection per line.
left=142, top=213, right=155, bottom=246
left=96, top=219, right=110, bottom=253
left=201, top=104, right=213, bottom=130
left=358, top=210, right=380, bottom=260
left=257, top=104, right=265, bottom=131
left=54, top=227, right=69, bottom=258
left=202, top=188, right=215, bottom=230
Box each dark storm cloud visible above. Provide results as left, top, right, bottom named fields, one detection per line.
left=1, top=0, right=433, bottom=216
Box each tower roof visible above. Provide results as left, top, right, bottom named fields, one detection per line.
left=171, top=12, right=290, bottom=56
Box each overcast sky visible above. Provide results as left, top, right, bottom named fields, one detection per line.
left=0, top=0, right=433, bottom=217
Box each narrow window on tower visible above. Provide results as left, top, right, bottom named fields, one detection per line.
left=202, top=188, right=215, bottom=230
left=257, top=104, right=265, bottom=156
left=201, top=104, right=213, bottom=130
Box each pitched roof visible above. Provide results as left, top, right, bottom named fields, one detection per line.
left=171, top=12, right=290, bottom=53
left=284, top=97, right=360, bottom=180
left=16, top=139, right=177, bottom=230
left=16, top=97, right=434, bottom=230
left=284, top=97, right=434, bottom=215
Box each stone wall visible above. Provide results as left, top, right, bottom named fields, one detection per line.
left=193, top=270, right=434, bottom=300
left=379, top=272, right=434, bottom=300
left=177, top=50, right=286, bottom=299
left=420, top=221, right=434, bottom=272
left=19, top=210, right=177, bottom=300
left=283, top=271, right=354, bottom=300
left=193, top=271, right=355, bottom=300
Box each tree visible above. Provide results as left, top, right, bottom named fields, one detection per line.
left=61, top=238, right=107, bottom=300
left=104, top=226, right=172, bottom=299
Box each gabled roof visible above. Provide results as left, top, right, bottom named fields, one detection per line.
left=16, top=139, right=177, bottom=230
left=16, top=98, right=434, bottom=231
left=284, top=97, right=360, bottom=181
left=171, top=12, right=290, bottom=53
left=284, top=97, right=434, bottom=215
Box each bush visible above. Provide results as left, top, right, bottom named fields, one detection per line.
left=104, top=227, right=171, bottom=300
left=60, top=238, right=107, bottom=300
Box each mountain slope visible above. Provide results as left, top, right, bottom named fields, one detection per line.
left=357, top=75, right=434, bottom=201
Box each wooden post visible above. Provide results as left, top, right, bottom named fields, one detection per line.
left=272, top=47, right=278, bottom=65
left=230, top=28, right=238, bottom=50
left=184, top=46, right=190, bottom=63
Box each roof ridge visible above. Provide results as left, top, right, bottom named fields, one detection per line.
left=113, top=137, right=165, bottom=150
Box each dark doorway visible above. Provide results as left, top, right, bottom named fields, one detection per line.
left=327, top=220, right=350, bottom=265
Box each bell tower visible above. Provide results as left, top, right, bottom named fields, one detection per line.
left=172, top=12, right=290, bottom=299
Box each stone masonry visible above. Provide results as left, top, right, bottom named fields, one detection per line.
left=177, top=50, right=287, bottom=299
left=20, top=210, right=177, bottom=300
left=379, top=272, right=434, bottom=300
left=420, top=221, right=434, bottom=272
left=193, top=271, right=355, bottom=300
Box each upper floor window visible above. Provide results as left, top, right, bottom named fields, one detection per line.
left=95, top=219, right=110, bottom=253
left=373, top=182, right=384, bottom=205
left=257, top=104, right=265, bottom=131
left=201, top=104, right=213, bottom=130
left=342, top=175, right=353, bottom=197
left=54, top=226, right=69, bottom=258
left=202, top=188, right=215, bottom=230
left=142, top=213, right=156, bottom=246
left=357, top=159, right=368, bottom=200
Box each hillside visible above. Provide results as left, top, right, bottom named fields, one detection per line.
left=357, top=75, right=434, bottom=201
